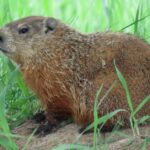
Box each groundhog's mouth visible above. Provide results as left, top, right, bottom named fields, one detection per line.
left=0, top=48, right=9, bottom=54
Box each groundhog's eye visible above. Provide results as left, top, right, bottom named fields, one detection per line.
left=18, top=26, right=29, bottom=34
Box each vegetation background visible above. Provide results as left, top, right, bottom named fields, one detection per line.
left=0, top=0, right=150, bottom=149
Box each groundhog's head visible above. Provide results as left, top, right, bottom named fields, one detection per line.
left=0, top=16, right=68, bottom=65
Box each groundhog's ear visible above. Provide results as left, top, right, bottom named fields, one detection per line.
left=44, top=17, right=57, bottom=34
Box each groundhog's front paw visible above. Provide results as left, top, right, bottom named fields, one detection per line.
left=32, top=111, right=46, bottom=123
left=35, top=121, right=58, bottom=136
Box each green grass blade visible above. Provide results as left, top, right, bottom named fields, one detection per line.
left=52, top=144, right=90, bottom=150
left=137, top=116, right=150, bottom=125
left=132, top=94, right=150, bottom=117
left=97, top=80, right=117, bottom=108
left=22, top=128, right=37, bottom=150
left=120, top=14, right=150, bottom=31
left=114, top=60, right=134, bottom=113
left=82, top=109, right=125, bottom=133
left=134, top=1, right=140, bottom=34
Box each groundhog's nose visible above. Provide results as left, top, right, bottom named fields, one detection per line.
left=0, top=31, right=8, bottom=53
left=0, top=33, right=5, bottom=44
left=0, top=35, right=4, bottom=43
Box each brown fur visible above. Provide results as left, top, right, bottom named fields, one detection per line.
left=0, top=16, right=150, bottom=130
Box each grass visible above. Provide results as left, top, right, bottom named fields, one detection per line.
left=0, top=66, right=20, bottom=150
left=0, top=0, right=150, bottom=149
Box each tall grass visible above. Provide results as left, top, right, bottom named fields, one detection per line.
left=0, top=0, right=150, bottom=35
left=0, top=0, right=150, bottom=149
left=0, top=67, right=19, bottom=150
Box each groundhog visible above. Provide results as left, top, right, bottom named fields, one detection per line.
left=0, top=16, right=150, bottom=133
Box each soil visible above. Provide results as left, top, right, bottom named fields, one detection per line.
left=1, top=120, right=149, bottom=150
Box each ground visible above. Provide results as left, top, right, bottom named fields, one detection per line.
left=1, top=120, right=149, bottom=150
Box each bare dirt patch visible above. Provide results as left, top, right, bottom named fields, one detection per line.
left=8, top=120, right=150, bottom=150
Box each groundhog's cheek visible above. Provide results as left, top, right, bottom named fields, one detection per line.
left=12, top=44, right=19, bottom=52
left=4, top=42, right=18, bottom=54
left=10, top=53, right=24, bottom=65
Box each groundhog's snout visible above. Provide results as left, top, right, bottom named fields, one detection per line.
left=0, top=31, right=5, bottom=44
left=0, top=30, right=8, bottom=53
left=0, top=33, right=4, bottom=43
left=0, top=29, right=12, bottom=55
